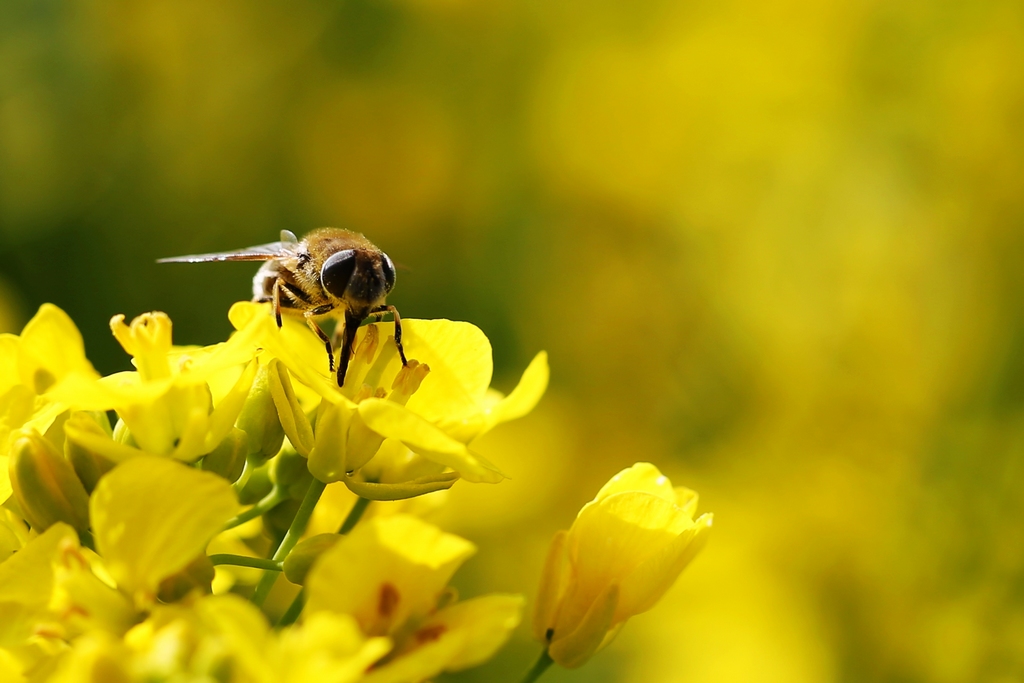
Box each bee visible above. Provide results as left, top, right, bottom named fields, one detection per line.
left=159, top=228, right=407, bottom=386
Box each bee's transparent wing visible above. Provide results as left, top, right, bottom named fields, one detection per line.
left=157, top=239, right=297, bottom=263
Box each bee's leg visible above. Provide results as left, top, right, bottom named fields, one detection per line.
left=372, top=305, right=408, bottom=366
left=337, top=312, right=361, bottom=387
left=272, top=279, right=283, bottom=328
left=304, top=306, right=335, bottom=373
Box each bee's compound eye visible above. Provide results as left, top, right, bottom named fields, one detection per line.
left=381, top=253, right=396, bottom=292
left=321, top=249, right=357, bottom=299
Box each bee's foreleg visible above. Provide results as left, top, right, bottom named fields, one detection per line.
left=304, top=307, right=335, bottom=373
left=372, top=304, right=408, bottom=366
left=272, top=279, right=283, bottom=328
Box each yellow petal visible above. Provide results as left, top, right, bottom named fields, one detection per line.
left=91, top=456, right=240, bottom=602
left=427, top=594, right=524, bottom=670
left=617, top=513, right=712, bottom=620
left=532, top=529, right=569, bottom=642
left=592, top=462, right=677, bottom=506
left=0, top=334, right=19, bottom=395
left=548, top=583, right=619, bottom=669
left=278, top=612, right=392, bottom=683
left=556, top=492, right=689, bottom=635
left=481, top=351, right=549, bottom=434
left=0, top=522, right=76, bottom=610
left=229, top=302, right=343, bottom=402
left=202, top=358, right=258, bottom=452
left=364, top=594, right=523, bottom=683
left=358, top=399, right=505, bottom=483
left=17, top=304, right=99, bottom=394
left=64, top=418, right=144, bottom=465
left=400, top=319, right=493, bottom=422
left=306, top=515, right=476, bottom=636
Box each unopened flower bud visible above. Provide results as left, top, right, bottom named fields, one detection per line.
left=282, top=533, right=340, bottom=585
left=9, top=430, right=90, bottom=535
left=64, top=412, right=116, bottom=493
left=235, top=360, right=286, bottom=465
left=267, top=359, right=314, bottom=457
left=271, top=447, right=313, bottom=500
left=200, top=428, right=248, bottom=483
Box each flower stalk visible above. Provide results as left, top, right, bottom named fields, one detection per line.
left=519, top=649, right=554, bottom=683
left=250, top=477, right=327, bottom=607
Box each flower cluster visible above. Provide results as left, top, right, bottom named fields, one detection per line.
left=0, top=302, right=711, bottom=683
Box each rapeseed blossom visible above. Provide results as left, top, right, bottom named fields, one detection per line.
left=532, top=463, right=713, bottom=669
left=0, top=302, right=710, bottom=682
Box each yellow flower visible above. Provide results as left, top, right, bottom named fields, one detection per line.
left=90, top=455, right=240, bottom=604
left=305, top=514, right=523, bottom=681
left=46, top=594, right=391, bottom=683
left=0, top=304, right=101, bottom=502
left=229, top=301, right=548, bottom=484
left=49, top=311, right=259, bottom=463
left=532, top=462, right=713, bottom=668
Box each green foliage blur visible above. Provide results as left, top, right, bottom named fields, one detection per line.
left=2, top=1, right=1024, bottom=681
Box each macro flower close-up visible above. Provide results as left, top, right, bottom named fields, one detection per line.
left=3, top=1, right=1023, bottom=681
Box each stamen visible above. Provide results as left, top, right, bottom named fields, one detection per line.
left=389, top=361, right=431, bottom=406
left=378, top=582, right=400, bottom=618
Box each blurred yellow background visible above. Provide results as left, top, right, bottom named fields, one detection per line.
left=2, top=0, right=1024, bottom=681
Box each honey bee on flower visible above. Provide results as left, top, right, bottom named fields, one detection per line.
left=160, top=228, right=406, bottom=387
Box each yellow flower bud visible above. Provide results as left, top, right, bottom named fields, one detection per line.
left=200, top=428, right=248, bottom=483
left=235, top=360, right=286, bottom=465
left=282, top=533, right=340, bottom=585
left=533, top=463, right=712, bottom=668
left=9, top=430, right=90, bottom=535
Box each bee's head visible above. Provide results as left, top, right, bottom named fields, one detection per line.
left=321, top=249, right=396, bottom=305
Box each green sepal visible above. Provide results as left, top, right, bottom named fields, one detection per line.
left=200, top=428, right=248, bottom=483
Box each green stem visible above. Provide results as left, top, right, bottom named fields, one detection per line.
left=274, top=496, right=371, bottom=628
left=209, top=554, right=282, bottom=572
left=224, top=487, right=286, bottom=531
left=519, top=650, right=554, bottom=683
left=338, top=496, right=371, bottom=534
left=277, top=588, right=304, bottom=628
left=251, top=478, right=326, bottom=607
